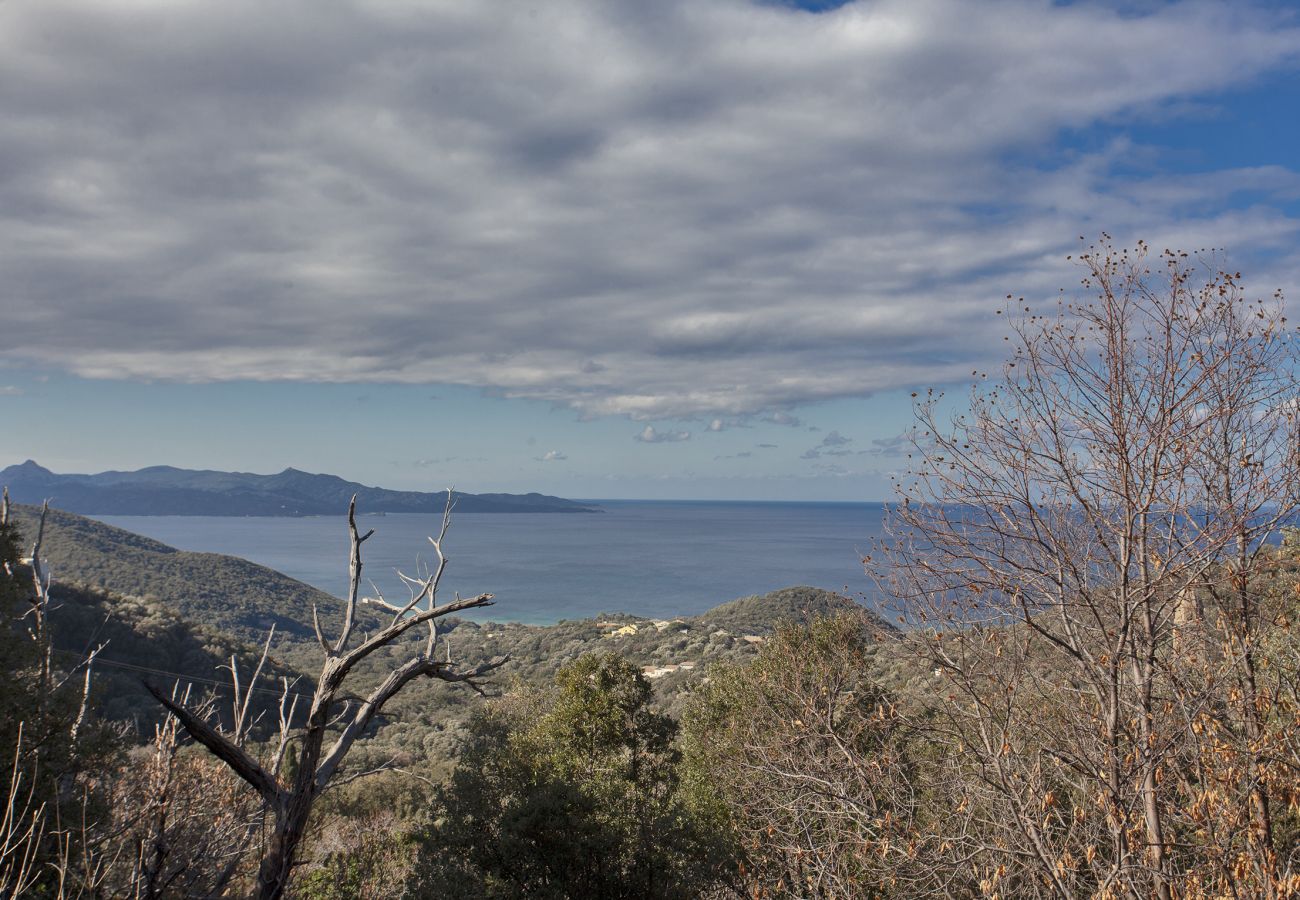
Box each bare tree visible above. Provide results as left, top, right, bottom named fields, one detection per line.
left=682, top=614, right=961, bottom=899
left=149, top=493, right=506, bottom=900
left=19, top=500, right=54, bottom=693
left=872, top=238, right=1300, bottom=897
left=15, top=500, right=106, bottom=751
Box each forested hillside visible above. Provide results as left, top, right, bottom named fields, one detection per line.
left=7, top=503, right=366, bottom=641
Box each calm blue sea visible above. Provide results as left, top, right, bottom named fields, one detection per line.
left=95, top=500, right=889, bottom=624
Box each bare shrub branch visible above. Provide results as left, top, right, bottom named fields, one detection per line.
left=872, top=238, right=1300, bottom=898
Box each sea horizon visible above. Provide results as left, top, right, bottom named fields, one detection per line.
left=94, top=499, right=890, bottom=626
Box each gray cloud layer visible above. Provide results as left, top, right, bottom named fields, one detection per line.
left=2, top=0, right=1298, bottom=419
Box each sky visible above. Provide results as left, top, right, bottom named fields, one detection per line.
left=1, top=0, right=1298, bottom=501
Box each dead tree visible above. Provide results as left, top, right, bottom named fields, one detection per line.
left=149, top=494, right=505, bottom=900
left=19, top=500, right=54, bottom=693
left=13, top=500, right=104, bottom=755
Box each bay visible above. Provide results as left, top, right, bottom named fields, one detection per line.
left=94, top=500, right=888, bottom=625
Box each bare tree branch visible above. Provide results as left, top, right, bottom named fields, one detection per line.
left=871, top=239, right=1300, bottom=898
left=314, top=652, right=507, bottom=791
left=332, top=495, right=374, bottom=655
left=69, top=642, right=106, bottom=743
left=150, top=490, right=501, bottom=900
left=144, top=682, right=282, bottom=806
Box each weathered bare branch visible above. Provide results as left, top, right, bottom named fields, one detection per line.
left=150, top=492, right=500, bottom=900
left=269, top=677, right=300, bottom=780
left=69, top=642, right=106, bottom=742
left=145, top=682, right=282, bottom=805
left=228, top=626, right=277, bottom=746
left=322, top=756, right=402, bottom=792
left=22, top=501, right=51, bottom=630
left=332, top=495, right=374, bottom=655
left=309, top=603, right=330, bottom=654
left=335, top=591, right=492, bottom=679
left=314, top=651, right=507, bottom=791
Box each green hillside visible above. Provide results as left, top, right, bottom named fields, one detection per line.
left=38, top=579, right=306, bottom=729
left=8, top=503, right=369, bottom=641
left=692, top=584, right=890, bottom=634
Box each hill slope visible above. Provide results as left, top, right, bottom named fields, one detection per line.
left=693, top=584, right=890, bottom=634
left=1, top=460, right=601, bottom=516
left=35, top=580, right=305, bottom=729
left=7, top=503, right=363, bottom=641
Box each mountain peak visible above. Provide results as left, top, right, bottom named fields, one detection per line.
left=4, top=459, right=54, bottom=476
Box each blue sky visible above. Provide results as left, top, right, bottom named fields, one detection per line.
left=1, top=0, right=1298, bottom=500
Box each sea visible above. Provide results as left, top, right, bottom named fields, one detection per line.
left=94, top=500, right=891, bottom=625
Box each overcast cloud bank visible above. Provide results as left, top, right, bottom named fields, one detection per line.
left=2, top=0, right=1298, bottom=423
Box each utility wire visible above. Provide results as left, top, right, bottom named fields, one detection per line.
left=50, top=646, right=314, bottom=702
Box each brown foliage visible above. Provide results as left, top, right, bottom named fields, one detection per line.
left=872, top=238, right=1300, bottom=898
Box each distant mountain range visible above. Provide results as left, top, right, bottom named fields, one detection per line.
left=0, top=460, right=600, bottom=516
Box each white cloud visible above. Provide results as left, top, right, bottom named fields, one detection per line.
left=0, top=0, right=1296, bottom=419
left=765, top=412, right=804, bottom=428
left=410, top=455, right=485, bottom=467
left=802, top=427, right=856, bottom=458
left=635, top=425, right=691, bottom=443
left=869, top=427, right=934, bottom=456
left=538, top=449, right=568, bottom=461
left=0, top=386, right=22, bottom=397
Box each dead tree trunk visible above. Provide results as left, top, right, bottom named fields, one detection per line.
left=149, top=493, right=505, bottom=900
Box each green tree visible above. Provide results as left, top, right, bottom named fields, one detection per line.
left=419, top=652, right=725, bottom=899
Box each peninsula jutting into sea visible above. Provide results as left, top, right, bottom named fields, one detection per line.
left=0, top=460, right=600, bottom=517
